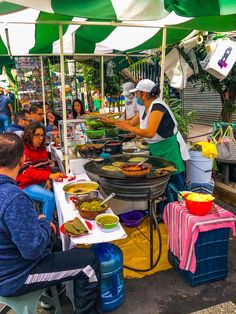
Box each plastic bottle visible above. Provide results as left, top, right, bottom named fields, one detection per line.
left=92, top=243, right=125, bottom=312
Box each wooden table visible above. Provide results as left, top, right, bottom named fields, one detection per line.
left=216, top=158, right=236, bottom=184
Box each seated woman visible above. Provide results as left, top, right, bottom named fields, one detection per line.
left=16, top=122, right=64, bottom=221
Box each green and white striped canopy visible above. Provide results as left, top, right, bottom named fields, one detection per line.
left=0, top=0, right=235, bottom=55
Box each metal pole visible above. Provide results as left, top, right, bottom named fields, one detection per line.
left=160, top=27, right=167, bottom=99
left=40, top=56, right=47, bottom=125
left=59, top=24, right=69, bottom=174
left=100, top=56, right=104, bottom=111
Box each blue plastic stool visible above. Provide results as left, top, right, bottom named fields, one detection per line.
left=0, top=286, right=61, bottom=314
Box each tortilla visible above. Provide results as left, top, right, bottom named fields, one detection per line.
left=129, top=157, right=146, bottom=163
left=101, top=165, right=121, bottom=172
left=73, top=217, right=88, bottom=233
left=112, top=161, right=125, bottom=167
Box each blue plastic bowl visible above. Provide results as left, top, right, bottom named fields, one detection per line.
left=120, top=210, right=144, bottom=228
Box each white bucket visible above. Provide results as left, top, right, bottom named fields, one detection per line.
left=69, top=158, right=89, bottom=175
left=186, top=151, right=213, bottom=183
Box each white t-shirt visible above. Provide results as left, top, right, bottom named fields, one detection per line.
left=124, top=95, right=137, bottom=119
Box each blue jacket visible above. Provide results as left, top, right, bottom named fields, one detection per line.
left=0, top=175, right=52, bottom=296
left=6, top=123, right=25, bottom=133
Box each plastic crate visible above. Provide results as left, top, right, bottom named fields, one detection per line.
left=168, top=228, right=230, bottom=286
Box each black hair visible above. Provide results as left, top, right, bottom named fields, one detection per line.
left=72, top=98, right=85, bottom=118
left=150, top=85, right=160, bottom=97
left=15, top=110, right=30, bottom=124
left=29, top=103, right=43, bottom=113
left=0, top=133, right=24, bottom=169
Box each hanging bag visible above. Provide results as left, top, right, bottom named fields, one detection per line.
left=211, top=127, right=230, bottom=160
left=225, top=126, right=236, bottom=160
left=205, top=38, right=236, bottom=80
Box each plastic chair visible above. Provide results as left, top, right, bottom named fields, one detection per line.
left=0, top=286, right=62, bottom=314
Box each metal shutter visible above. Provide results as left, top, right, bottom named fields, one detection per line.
left=182, top=81, right=236, bottom=125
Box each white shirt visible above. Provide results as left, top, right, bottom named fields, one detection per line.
left=124, top=95, right=137, bottom=119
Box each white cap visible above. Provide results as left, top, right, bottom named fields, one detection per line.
left=130, top=79, right=155, bottom=93
left=123, top=82, right=134, bottom=97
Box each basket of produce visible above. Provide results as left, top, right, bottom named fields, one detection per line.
left=120, top=162, right=152, bottom=177
left=95, top=213, right=119, bottom=232
left=72, top=197, right=109, bottom=220
left=85, top=129, right=105, bottom=139
left=185, top=192, right=215, bottom=216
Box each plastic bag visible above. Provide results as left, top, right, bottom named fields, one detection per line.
left=165, top=48, right=193, bottom=90
left=204, top=38, right=236, bottom=80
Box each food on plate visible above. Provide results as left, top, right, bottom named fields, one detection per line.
left=120, top=162, right=152, bottom=177
left=63, top=221, right=78, bottom=234
left=80, top=200, right=108, bottom=212
left=155, top=166, right=176, bottom=175
left=128, top=157, right=146, bottom=163
left=96, top=215, right=118, bottom=225
left=112, top=161, right=125, bottom=167
left=185, top=193, right=215, bottom=202
left=63, top=217, right=88, bottom=236
left=65, top=182, right=99, bottom=194
left=101, top=165, right=121, bottom=172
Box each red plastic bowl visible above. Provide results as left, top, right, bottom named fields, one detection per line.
left=185, top=198, right=213, bottom=216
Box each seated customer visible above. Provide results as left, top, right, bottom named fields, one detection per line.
left=6, top=110, right=31, bottom=136
left=16, top=122, right=64, bottom=221
left=0, top=133, right=101, bottom=313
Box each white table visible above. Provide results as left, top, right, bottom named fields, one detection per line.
left=54, top=173, right=127, bottom=250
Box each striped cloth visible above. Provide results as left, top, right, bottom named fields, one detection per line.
left=163, top=202, right=236, bottom=273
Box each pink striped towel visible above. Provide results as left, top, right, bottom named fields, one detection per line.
left=163, top=202, right=236, bottom=273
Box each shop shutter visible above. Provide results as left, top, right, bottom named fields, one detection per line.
left=182, top=81, right=236, bottom=125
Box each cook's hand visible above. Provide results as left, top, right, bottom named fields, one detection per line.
left=100, top=115, right=112, bottom=124
left=115, top=120, right=131, bottom=131
left=49, top=172, right=64, bottom=180
left=45, top=180, right=51, bottom=191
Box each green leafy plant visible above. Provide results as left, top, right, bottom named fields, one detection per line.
left=163, top=83, right=196, bottom=138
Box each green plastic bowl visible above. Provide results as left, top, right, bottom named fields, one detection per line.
left=104, top=128, right=117, bottom=138
left=85, top=129, right=105, bottom=139
left=95, top=213, right=119, bottom=232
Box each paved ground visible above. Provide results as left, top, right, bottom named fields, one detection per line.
left=36, top=200, right=236, bottom=314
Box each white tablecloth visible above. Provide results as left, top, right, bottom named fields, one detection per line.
left=54, top=173, right=127, bottom=250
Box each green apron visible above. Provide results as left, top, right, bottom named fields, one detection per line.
left=148, top=133, right=185, bottom=175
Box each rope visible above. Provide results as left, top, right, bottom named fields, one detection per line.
left=186, top=131, right=212, bottom=140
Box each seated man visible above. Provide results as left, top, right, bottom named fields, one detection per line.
left=6, top=110, right=31, bottom=136
left=0, top=133, right=101, bottom=314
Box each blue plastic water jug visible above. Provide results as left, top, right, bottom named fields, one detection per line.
left=92, top=243, right=125, bottom=312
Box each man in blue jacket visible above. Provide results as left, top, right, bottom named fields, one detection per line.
left=6, top=110, right=31, bottom=136
left=0, top=133, right=101, bottom=314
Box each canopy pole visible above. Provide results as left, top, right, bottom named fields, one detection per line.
left=160, top=27, right=167, bottom=99
left=40, top=56, right=47, bottom=125
left=59, top=24, right=69, bottom=174
left=100, top=56, right=104, bottom=111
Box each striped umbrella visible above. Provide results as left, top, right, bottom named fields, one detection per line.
left=0, top=1, right=235, bottom=55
